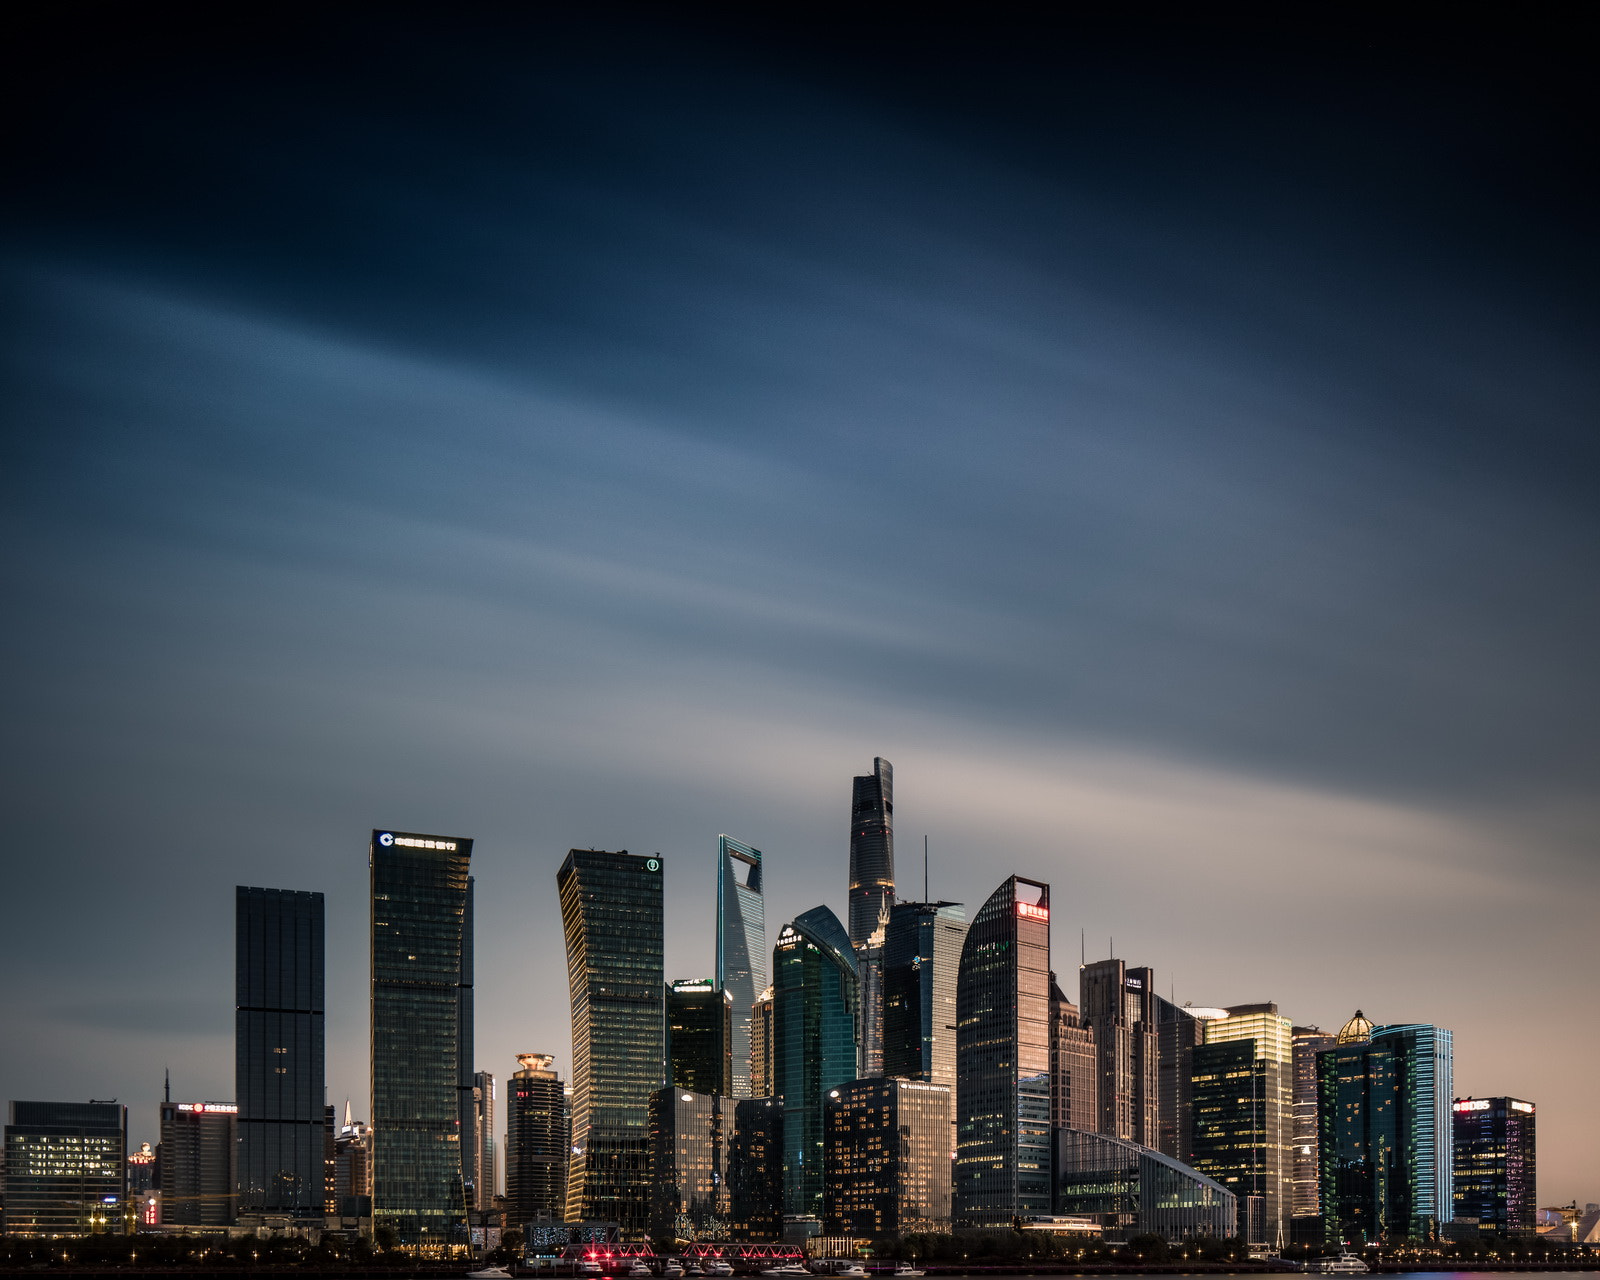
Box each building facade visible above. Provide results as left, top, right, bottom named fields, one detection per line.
left=506, top=1054, right=567, bottom=1227
left=823, top=1078, right=952, bottom=1241
left=1317, top=1013, right=1455, bottom=1244
left=1055, top=1127, right=1236, bottom=1243
left=855, top=906, right=889, bottom=1079
left=471, top=1071, right=496, bottom=1211
left=667, top=980, right=733, bottom=1097
left=370, top=828, right=474, bottom=1245
left=716, top=836, right=766, bottom=1100
left=235, top=885, right=325, bottom=1220
left=648, top=1088, right=730, bottom=1241
left=882, top=900, right=967, bottom=1088
left=159, top=1100, right=238, bottom=1226
left=334, top=1102, right=372, bottom=1213
left=953, top=876, right=1052, bottom=1227
left=2, top=1101, right=127, bottom=1236
left=558, top=849, right=665, bottom=1234
left=1153, top=999, right=1224, bottom=1163
left=1290, top=1026, right=1337, bottom=1239
left=847, top=758, right=894, bottom=949
left=1078, top=959, right=1159, bottom=1147
left=772, top=905, right=860, bottom=1220
left=1453, top=1097, right=1535, bottom=1234
left=1190, top=1003, right=1293, bottom=1246
left=729, top=1097, right=784, bottom=1241
left=1050, top=977, right=1099, bottom=1133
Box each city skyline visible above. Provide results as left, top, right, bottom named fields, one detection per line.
left=3, top=5, right=1597, bottom=1215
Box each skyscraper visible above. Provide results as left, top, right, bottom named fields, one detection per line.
left=2, top=1101, right=127, bottom=1236
left=1190, top=1003, right=1293, bottom=1246
left=772, top=905, right=860, bottom=1221
left=472, top=1071, right=496, bottom=1211
left=847, top=758, right=894, bottom=949
left=1453, top=1097, right=1536, bottom=1234
left=558, top=849, right=665, bottom=1233
left=1290, top=1025, right=1337, bottom=1239
left=823, top=1078, right=952, bottom=1240
left=1078, top=958, right=1159, bottom=1146
left=159, top=1099, right=238, bottom=1226
left=855, top=902, right=889, bottom=1077
left=953, top=876, right=1051, bottom=1227
left=750, top=986, right=775, bottom=1099
left=235, top=885, right=325, bottom=1220
left=334, top=1102, right=372, bottom=1212
left=647, top=1088, right=730, bottom=1241
left=667, top=979, right=733, bottom=1097
left=716, top=835, right=765, bottom=1100
left=882, top=900, right=968, bottom=1088
left=729, top=1097, right=784, bottom=1242
left=1153, top=999, right=1224, bottom=1163
left=370, top=828, right=473, bottom=1246
left=1049, top=975, right=1098, bottom=1133
left=1317, top=1012, right=1454, bottom=1244
left=506, top=1054, right=567, bottom=1228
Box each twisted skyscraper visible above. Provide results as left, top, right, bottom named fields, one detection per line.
left=847, top=758, right=894, bottom=948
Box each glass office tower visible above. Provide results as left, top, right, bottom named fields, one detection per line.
left=729, top=1097, right=784, bottom=1241
left=847, top=758, right=894, bottom=948
left=824, top=1078, right=953, bottom=1240
left=647, top=1088, right=731, bottom=1241
left=236, top=886, right=325, bottom=1219
left=1291, top=1025, right=1337, bottom=1240
left=667, top=979, right=733, bottom=1097
left=772, top=904, right=860, bottom=1220
left=1190, top=1004, right=1293, bottom=1246
left=716, top=836, right=765, bottom=1099
left=558, top=849, right=665, bottom=1234
left=370, top=828, right=473, bottom=1246
left=953, top=876, right=1052, bottom=1227
left=159, top=1099, right=238, bottom=1225
left=506, top=1054, right=567, bottom=1228
left=1453, top=1097, right=1536, bottom=1233
left=1078, top=958, right=1159, bottom=1146
left=882, top=901, right=967, bottom=1087
left=2, top=1101, right=127, bottom=1236
left=1317, top=1013, right=1454, bottom=1244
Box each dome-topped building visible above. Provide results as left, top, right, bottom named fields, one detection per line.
left=1336, top=1009, right=1374, bottom=1044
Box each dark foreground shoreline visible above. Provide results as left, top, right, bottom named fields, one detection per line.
left=5, top=1267, right=1599, bottom=1278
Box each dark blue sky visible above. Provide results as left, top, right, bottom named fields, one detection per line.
left=3, top=6, right=1596, bottom=1198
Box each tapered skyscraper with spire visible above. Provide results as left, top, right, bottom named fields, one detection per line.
left=847, top=758, right=895, bottom=948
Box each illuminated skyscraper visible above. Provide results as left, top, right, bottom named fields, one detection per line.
left=716, top=836, right=765, bottom=1099
left=749, top=986, right=775, bottom=1099
left=235, top=885, right=325, bottom=1220
left=772, top=905, right=860, bottom=1220
left=1317, top=1012, right=1454, bottom=1244
left=855, top=902, right=889, bottom=1077
left=1291, top=1025, right=1336, bottom=1239
left=558, top=849, right=665, bottom=1234
left=1078, top=958, right=1159, bottom=1146
left=729, top=1097, right=783, bottom=1241
left=2, top=1101, right=127, bottom=1236
left=847, top=758, right=894, bottom=949
left=1453, top=1097, right=1536, bottom=1234
left=824, top=1078, right=952, bottom=1240
left=667, top=979, right=733, bottom=1097
left=953, top=876, right=1051, bottom=1227
left=648, top=1088, right=730, bottom=1241
left=1190, top=1003, right=1293, bottom=1246
left=369, top=828, right=473, bottom=1245
left=1049, top=976, right=1098, bottom=1133
left=882, top=901, right=967, bottom=1087
left=159, top=1099, right=238, bottom=1226
left=471, top=1071, right=496, bottom=1210
left=506, top=1054, right=567, bottom=1227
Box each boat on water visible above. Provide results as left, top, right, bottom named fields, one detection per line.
left=466, top=1267, right=512, bottom=1279
left=1304, top=1253, right=1369, bottom=1274
left=760, top=1266, right=813, bottom=1277
left=628, top=1265, right=654, bottom=1278
left=663, top=1263, right=685, bottom=1277
left=704, top=1263, right=734, bottom=1276
left=892, top=1266, right=926, bottom=1278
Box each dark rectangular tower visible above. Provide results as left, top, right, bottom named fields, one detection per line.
left=1453, top=1097, right=1535, bottom=1234
left=236, top=886, right=325, bottom=1220
left=847, top=758, right=894, bottom=948
left=370, top=828, right=473, bottom=1246
left=667, top=979, right=733, bottom=1097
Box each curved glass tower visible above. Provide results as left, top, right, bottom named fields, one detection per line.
left=716, top=836, right=765, bottom=1099
left=954, top=876, right=1052, bottom=1227
left=847, top=758, right=894, bottom=948
left=772, top=904, right=859, bottom=1220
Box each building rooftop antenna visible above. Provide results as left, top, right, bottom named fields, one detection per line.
left=923, top=835, right=929, bottom=902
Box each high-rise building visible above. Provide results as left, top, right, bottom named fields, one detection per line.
left=1078, top=959, right=1159, bottom=1146
left=772, top=905, right=860, bottom=1220
left=558, top=849, right=665, bottom=1234
left=235, top=885, right=325, bottom=1220
left=953, top=876, right=1051, bottom=1227
left=648, top=1088, right=730, bottom=1241
left=847, top=758, right=894, bottom=949
left=1290, top=1026, right=1337, bottom=1239
left=1054, top=1128, right=1236, bottom=1242
left=472, top=1071, right=496, bottom=1211
left=506, top=1054, right=567, bottom=1228
left=716, top=836, right=766, bottom=1100
left=750, top=986, right=775, bottom=1100
left=127, top=1142, right=156, bottom=1195
left=1190, top=1003, right=1292, bottom=1246
left=855, top=904, right=889, bottom=1079
left=2, top=1101, right=127, bottom=1236
left=1050, top=976, right=1098, bottom=1133
left=1317, top=1012, right=1455, bottom=1244
left=159, top=1100, right=238, bottom=1226
left=1152, top=999, right=1224, bottom=1162
left=824, top=1078, right=952, bottom=1240
left=334, top=1101, right=372, bottom=1211
left=882, top=901, right=967, bottom=1088
left=667, top=979, right=733, bottom=1097
left=369, top=828, right=474, bottom=1245
left=729, top=1097, right=784, bottom=1242
left=1453, top=1097, right=1536, bottom=1234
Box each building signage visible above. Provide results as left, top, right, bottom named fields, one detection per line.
left=1453, top=1099, right=1490, bottom=1112
left=1015, top=902, right=1048, bottom=921
left=1125, top=977, right=1143, bottom=989
left=1510, top=1100, right=1534, bottom=1113
left=645, top=858, right=661, bottom=871
left=375, top=832, right=458, bottom=851
left=177, top=1102, right=238, bottom=1114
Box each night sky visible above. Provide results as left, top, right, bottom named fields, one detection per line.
left=4, top=7, right=1596, bottom=1202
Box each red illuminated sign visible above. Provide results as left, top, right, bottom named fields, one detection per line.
left=1016, top=902, right=1049, bottom=921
